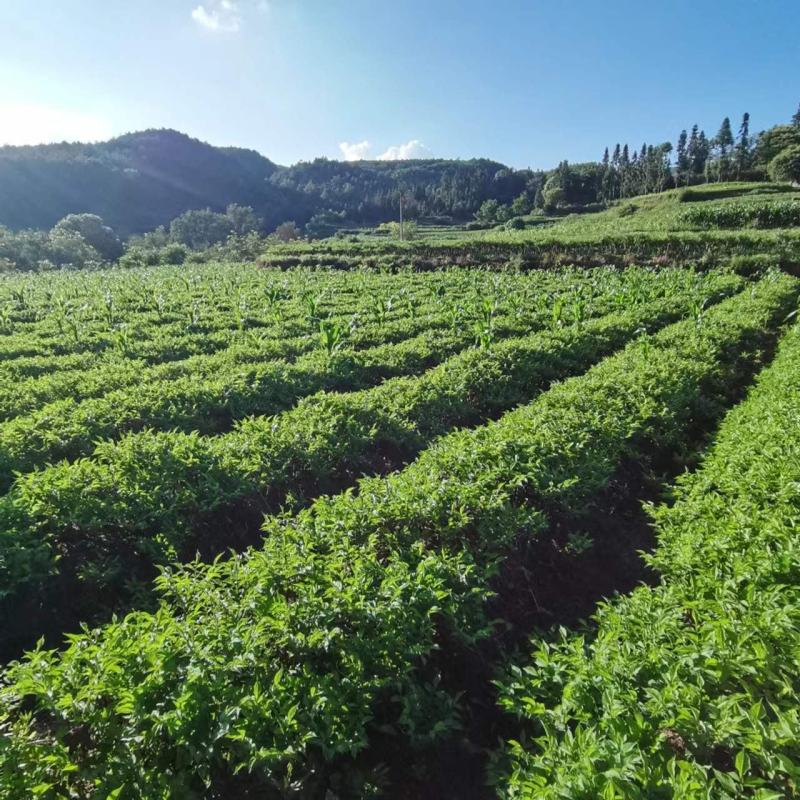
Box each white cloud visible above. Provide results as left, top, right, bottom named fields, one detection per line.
left=339, top=140, right=372, bottom=161
left=191, top=0, right=241, bottom=32
left=377, top=139, right=431, bottom=160
left=0, top=104, right=114, bottom=146
left=338, top=139, right=432, bottom=161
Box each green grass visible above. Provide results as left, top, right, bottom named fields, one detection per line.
left=485, top=182, right=800, bottom=241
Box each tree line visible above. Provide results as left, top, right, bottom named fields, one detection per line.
left=539, top=105, right=800, bottom=211
left=1, top=105, right=799, bottom=268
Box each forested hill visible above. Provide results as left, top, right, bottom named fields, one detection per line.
left=0, top=130, right=303, bottom=236
left=271, top=157, right=528, bottom=222
left=0, top=129, right=528, bottom=235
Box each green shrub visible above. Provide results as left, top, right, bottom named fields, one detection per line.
left=768, top=145, right=800, bottom=183
left=161, top=243, right=188, bottom=265
left=728, top=252, right=781, bottom=276
left=495, top=320, right=800, bottom=799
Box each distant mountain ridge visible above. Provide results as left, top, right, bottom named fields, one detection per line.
left=0, top=129, right=529, bottom=236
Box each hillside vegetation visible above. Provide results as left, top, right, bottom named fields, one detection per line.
left=1, top=104, right=799, bottom=272
left=0, top=130, right=526, bottom=237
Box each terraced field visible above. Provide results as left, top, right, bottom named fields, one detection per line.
left=0, top=261, right=798, bottom=799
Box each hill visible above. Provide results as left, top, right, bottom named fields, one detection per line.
left=0, top=129, right=305, bottom=236
left=271, top=156, right=529, bottom=222
left=0, top=129, right=530, bottom=236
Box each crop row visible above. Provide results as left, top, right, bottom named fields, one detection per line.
left=0, top=264, right=700, bottom=383
left=0, top=270, right=446, bottom=366
left=495, top=317, right=800, bottom=799
left=0, top=267, right=716, bottom=482
left=0, top=269, right=740, bottom=654
left=679, top=198, right=800, bottom=230
left=0, top=296, right=541, bottom=481
left=0, top=261, right=651, bottom=422
left=0, top=288, right=433, bottom=404
left=0, top=273, right=794, bottom=798
left=0, top=263, right=628, bottom=415
left=0, top=263, right=540, bottom=369
left=0, top=288, right=493, bottom=422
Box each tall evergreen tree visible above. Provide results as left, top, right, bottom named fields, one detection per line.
left=735, top=112, right=751, bottom=178
left=620, top=144, right=631, bottom=196
left=712, top=117, right=735, bottom=182
left=792, top=103, right=800, bottom=128
left=716, top=117, right=734, bottom=157
left=676, top=129, right=689, bottom=186
left=658, top=142, right=674, bottom=191
left=687, top=125, right=700, bottom=182
left=599, top=147, right=612, bottom=203
left=698, top=131, right=710, bottom=174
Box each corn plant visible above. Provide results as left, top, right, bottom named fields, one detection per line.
left=551, top=296, right=565, bottom=329
left=319, top=319, right=347, bottom=357
left=372, top=295, right=393, bottom=326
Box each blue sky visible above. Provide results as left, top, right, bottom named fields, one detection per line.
left=0, top=0, right=798, bottom=169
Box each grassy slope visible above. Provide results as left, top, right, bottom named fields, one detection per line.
left=259, top=182, right=800, bottom=266
left=484, top=182, right=800, bottom=242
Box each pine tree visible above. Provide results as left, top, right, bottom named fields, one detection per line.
left=676, top=130, right=689, bottom=186
left=687, top=125, right=700, bottom=182
left=612, top=144, right=621, bottom=166
left=688, top=128, right=710, bottom=181
left=599, top=147, right=611, bottom=203
left=792, top=103, right=800, bottom=128
left=735, top=112, right=751, bottom=179
left=712, top=117, right=734, bottom=182
left=716, top=117, right=734, bottom=157
left=619, top=145, right=630, bottom=196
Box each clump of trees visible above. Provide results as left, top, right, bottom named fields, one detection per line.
left=0, top=213, right=122, bottom=271
left=119, top=204, right=264, bottom=268
left=596, top=104, right=800, bottom=200
left=759, top=106, right=800, bottom=184
left=304, top=210, right=347, bottom=239
left=168, top=204, right=260, bottom=249
left=52, top=214, right=123, bottom=261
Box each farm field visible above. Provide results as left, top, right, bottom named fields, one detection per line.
left=2, top=0, right=800, bottom=794
left=257, top=183, right=800, bottom=275
left=0, top=253, right=799, bottom=799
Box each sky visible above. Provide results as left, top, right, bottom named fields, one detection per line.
left=0, top=0, right=798, bottom=169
